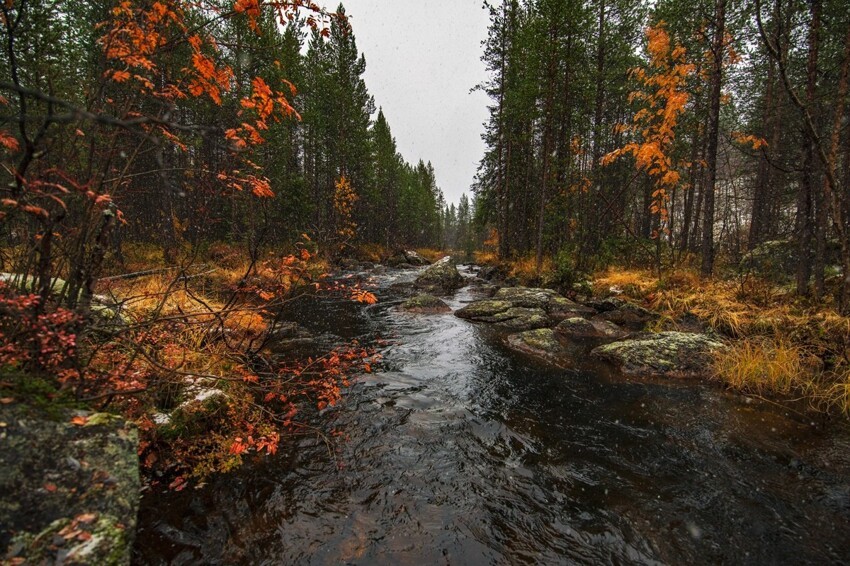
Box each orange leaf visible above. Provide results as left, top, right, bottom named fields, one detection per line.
left=70, top=415, right=89, bottom=426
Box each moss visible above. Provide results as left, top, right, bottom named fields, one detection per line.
left=400, top=294, right=450, bottom=313
left=592, top=331, right=724, bottom=378
left=491, top=307, right=550, bottom=331
left=455, top=299, right=513, bottom=318
left=492, top=287, right=558, bottom=308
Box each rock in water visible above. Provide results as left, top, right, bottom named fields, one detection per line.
left=555, top=317, right=630, bottom=341
left=505, top=328, right=569, bottom=366
left=591, top=331, right=724, bottom=378
left=0, top=405, right=140, bottom=565
left=399, top=294, right=451, bottom=314
left=413, top=256, right=465, bottom=294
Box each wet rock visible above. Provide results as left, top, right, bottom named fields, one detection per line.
left=399, top=294, right=451, bottom=314
left=555, top=317, right=630, bottom=341
left=455, top=299, right=514, bottom=319
left=492, top=287, right=560, bottom=308
left=490, top=307, right=550, bottom=331
left=505, top=328, right=569, bottom=365
left=413, top=257, right=465, bottom=294
left=477, top=265, right=508, bottom=281
left=402, top=250, right=431, bottom=266
left=584, top=296, right=628, bottom=313
left=591, top=331, right=724, bottom=378
left=455, top=287, right=580, bottom=330
left=337, top=257, right=360, bottom=271
left=0, top=404, right=139, bottom=565
left=547, top=296, right=597, bottom=322
left=387, top=250, right=430, bottom=268
left=596, top=301, right=658, bottom=331
left=266, top=321, right=316, bottom=353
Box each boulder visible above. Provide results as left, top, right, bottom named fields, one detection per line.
left=455, top=299, right=514, bottom=320
left=455, top=286, right=584, bottom=330
left=547, top=296, right=597, bottom=322
left=596, top=302, right=658, bottom=331
left=413, top=256, right=465, bottom=294
left=555, top=317, right=630, bottom=341
left=402, top=250, right=431, bottom=266
left=591, top=331, right=724, bottom=378
left=492, top=286, right=560, bottom=308
left=584, top=296, right=628, bottom=313
left=0, top=405, right=140, bottom=565
left=490, top=307, right=550, bottom=331
left=386, top=250, right=430, bottom=267
left=399, top=294, right=451, bottom=314
left=505, top=328, right=569, bottom=365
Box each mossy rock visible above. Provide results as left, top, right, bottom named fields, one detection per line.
left=492, top=287, right=560, bottom=309
left=548, top=296, right=597, bottom=321
left=413, top=257, right=465, bottom=294
left=399, top=294, right=451, bottom=314
left=490, top=307, right=550, bottom=331
left=0, top=404, right=139, bottom=564
left=505, top=329, right=569, bottom=366
left=596, top=302, right=658, bottom=331
left=591, top=331, right=724, bottom=378
left=455, top=299, right=513, bottom=319
left=555, top=317, right=630, bottom=341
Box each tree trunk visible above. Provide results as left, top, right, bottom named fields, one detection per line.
left=796, top=0, right=821, bottom=297
left=700, top=0, right=726, bottom=277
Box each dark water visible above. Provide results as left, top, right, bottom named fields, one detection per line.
left=134, top=266, right=850, bottom=565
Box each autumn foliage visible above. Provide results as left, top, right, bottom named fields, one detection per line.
left=0, top=0, right=390, bottom=486
left=602, top=22, right=695, bottom=234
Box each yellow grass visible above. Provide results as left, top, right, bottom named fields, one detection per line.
left=473, top=250, right=499, bottom=265
left=712, top=338, right=810, bottom=395
left=593, top=268, right=658, bottom=299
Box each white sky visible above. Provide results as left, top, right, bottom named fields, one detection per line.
left=343, top=1, right=491, bottom=206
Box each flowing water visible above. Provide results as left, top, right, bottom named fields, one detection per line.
left=134, top=266, right=850, bottom=565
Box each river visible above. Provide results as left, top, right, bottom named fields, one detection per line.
left=134, top=265, right=850, bottom=565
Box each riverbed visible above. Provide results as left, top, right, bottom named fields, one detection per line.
left=134, top=265, right=850, bottom=565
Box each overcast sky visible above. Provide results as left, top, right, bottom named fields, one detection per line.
left=343, top=1, right=492, bottom=206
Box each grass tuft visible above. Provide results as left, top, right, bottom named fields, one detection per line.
left=711, top=338, right=812, bottom=396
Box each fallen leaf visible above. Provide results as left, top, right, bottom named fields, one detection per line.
left=75, top=513, right=97, bottom=524
left=0, top=397, right=14, bottom=404
left=44, top=482, right=58, bottom=492
left=70, top=415, right=88, bottom=426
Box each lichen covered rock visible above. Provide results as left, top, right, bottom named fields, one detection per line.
left=0, top=405, right=140, bottom=565
left=399, top=294, right=451, bottom=314
left=455, top=299, right=514, bottom=320
left=505, top=328, right=569, bottom=365
left=413, top=256, right=465, bottom=294
left=596, top=301, right=658, bottom=331
left=555, top=317, right=630, bottom=341
left=490, top=307, right=550, bottom=331
left=591, top=331, right=724, bottom=378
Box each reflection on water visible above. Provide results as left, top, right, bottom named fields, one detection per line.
left=134, top=266, right=850, bottom=565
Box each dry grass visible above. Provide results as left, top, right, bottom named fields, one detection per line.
left=712, top=338, right=812, bottom=396
left=593, top=268, right=658, bottom=300
left=473, top=250, right=499, bottom=265
left=824, top=366, right=850, bottom=416
left=505, top=254, right=555, bottom=283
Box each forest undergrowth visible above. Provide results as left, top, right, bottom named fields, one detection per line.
left=0, top=241, right=380, bottom=488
